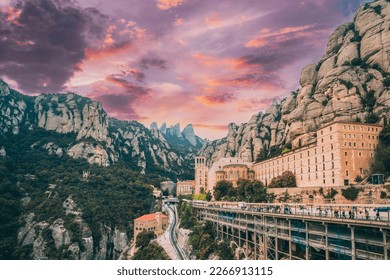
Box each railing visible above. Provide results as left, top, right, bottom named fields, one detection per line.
left=192, top=201, right=390, bottom=226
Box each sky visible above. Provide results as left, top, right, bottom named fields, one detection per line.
left=0, top=0, right=371, bottom=139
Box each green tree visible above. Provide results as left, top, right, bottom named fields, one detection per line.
left=136, top=231, right=155, bottom=249
left=214, top=180, right=234, bottom=201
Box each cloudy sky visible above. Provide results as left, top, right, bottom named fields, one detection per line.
left=0, top=0, right=370, bottom=139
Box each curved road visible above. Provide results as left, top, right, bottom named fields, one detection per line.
left=166, top=204, right=185, bottom=260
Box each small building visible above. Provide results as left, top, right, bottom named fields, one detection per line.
left=133, top=212, right=168, bottom=242
left=176, top=180, right=195, bottom=196
left=160, top=181, right=175, bottom=195
left=150, top=185, right=162, bottom=198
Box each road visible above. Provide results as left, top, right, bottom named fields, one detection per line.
left=166, top=204, right=185, bottom=260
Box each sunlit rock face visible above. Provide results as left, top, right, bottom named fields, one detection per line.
left=199, top=0, right=390, bottom=164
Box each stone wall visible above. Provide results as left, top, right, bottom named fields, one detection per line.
left=270, top=184, right=390, bottom=204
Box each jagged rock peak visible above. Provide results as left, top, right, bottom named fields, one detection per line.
left=0, top=79, right=10, bottom=96
left=182, top=124, right=196, bottom=146
left=198, top=0, right=390, bottom=164
left=150, top=122, right=158, bottom=130
left=160, top=122, right=167, bottom=134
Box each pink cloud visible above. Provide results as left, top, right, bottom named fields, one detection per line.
left=156, top=0, right=185, bottom=10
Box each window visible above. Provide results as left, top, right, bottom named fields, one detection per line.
left=322, top=155, right=325, bottom=162
left=344, top=142, right=347, bottom=147
left=308, top=151, right=310, bottom=156
left=331, top=153, right=334, bottom=160
left=368, top=135, right=371, bottom=140
left=332, top=179, right=335, bottom=184
left=330, top=127, right=333, bottom=132
left=321, top=139, right=324, bottom=143
left=360, top=168, right=363, bottom=174
left=332, top=171, right=335, bottom=177
left=368, top=127, right=370, bottom=131
left=323, top=163, right=325, bottom=170
left=346, top=170, right=349, bottom=176
left=330, top=135, right=333, bottom=140
left=345, top=161, right=348, bottom=165
left=332, top=162, right=334, bottom=169
left=331, top=144, right=334, bottom=150
left=362, top=143, right=365, bottom=148
left=345, top=152, right=348, bottom=156
left=344, top=134, right=347, bottom=138
left=358, top=152, right=362, bottom=157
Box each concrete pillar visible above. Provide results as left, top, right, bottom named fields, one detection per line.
left=288, top=220, right=292, bottom=260
left=325, top=224, right=329, bottom=260
left=305, top=222, right=309, bottom=260
left=350, top=226, right=356, bottom=260
left=254, top=232, right=257, bottom=260
left=382, top=229, right=388, bottom=260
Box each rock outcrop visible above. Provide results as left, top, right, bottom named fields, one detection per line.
left=182, top=124, right=197, bottom=146
left=0, top=80, right=202, bottom=174
left=199, top=0, right=390, bottom=163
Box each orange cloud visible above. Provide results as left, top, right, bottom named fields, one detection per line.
left=175, top=17, right=184, bottom=26
left=191, top=53, right=250, bottom=70
left=196, top=92, right=235, bottom=106
left=245, top=24, right=315, bottom=48
left=204, top=13, right=223, bottom=27
left=85, top=41, right=134, bottom=60
left=156, top=0, right=184, bottom=10
left=193, top=123, right=227, bottom=131
left=1, top=6, right=22, bottom=25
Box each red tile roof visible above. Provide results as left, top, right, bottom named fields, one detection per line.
left=135, top=213, right=168, bottom=221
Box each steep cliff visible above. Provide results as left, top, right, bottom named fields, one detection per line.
left=199, top=0, right=390, bottom=163
left=0, top=81, right=201, bottom=175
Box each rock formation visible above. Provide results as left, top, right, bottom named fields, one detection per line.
left=199, top=0, right=390, bottom=164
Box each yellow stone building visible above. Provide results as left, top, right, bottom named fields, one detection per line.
left=253, top=122, right=382, bottom=187
left=195, top=156, right=254, bottom=193
left=133, top=212, right=168, bottom=242
left=195, top=122, right=382, bottom=191
left=176, top=180, right=195, bottom=196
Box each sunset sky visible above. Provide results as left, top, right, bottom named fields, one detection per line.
left=0, top=0, right=370, bottom=139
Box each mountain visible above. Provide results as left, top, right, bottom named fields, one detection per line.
left=199, top=0, right=390, bottom=164
left=149, top=122, right=204, bottom=148
left=0, top=81, right=204, bottom=177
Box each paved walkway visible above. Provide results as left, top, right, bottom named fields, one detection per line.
left=156, top=205, right=179, bottom=260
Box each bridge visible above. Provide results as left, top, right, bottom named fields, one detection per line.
left=190, top=201, right=390, bottom=260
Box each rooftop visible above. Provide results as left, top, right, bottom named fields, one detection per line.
left=135, top=213, right=167, bottom=221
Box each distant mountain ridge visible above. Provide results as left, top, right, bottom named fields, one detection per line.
left=198, top=0, right=390, bottom=164
left=0, top=81, right=202, bottom=176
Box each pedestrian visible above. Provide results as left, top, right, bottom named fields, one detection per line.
left=365, top=209, right=369, bottom=220
left=342, top=210, right=346, bottom=219
left=375, top=210, right=380, bottom=221
left=348, top=210, right=352, bottom=219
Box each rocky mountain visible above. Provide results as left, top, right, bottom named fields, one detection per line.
left=199, top=0, right=390, bottom=164
left=150, top=122, right=204, bottom=148
left=0, top=80, right=203, bottom=176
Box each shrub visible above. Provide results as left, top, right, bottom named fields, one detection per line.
left=380, top=191, right=387, bottom=199
left=355, top=175, right=363, bottom=183
left=341, top=186, right=361, bottom=201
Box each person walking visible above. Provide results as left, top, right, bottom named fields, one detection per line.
left=365, top=209, right=369, bottom=220
left=375, top=210, right=380, bottom=221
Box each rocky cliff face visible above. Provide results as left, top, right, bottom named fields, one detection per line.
left=199, top=0, right=390, bottom=163
left=0, top=81, right=202, bottom=174
left=17, top=197, right=128, bottom=260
